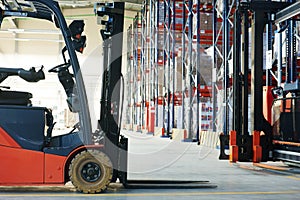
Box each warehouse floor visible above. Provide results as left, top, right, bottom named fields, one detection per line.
left=0, top=130, right=300, bottom=199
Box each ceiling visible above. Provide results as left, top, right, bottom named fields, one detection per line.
left=0, top=0, right=143, bottom=41
left=57, top=0, right=144, bottom=11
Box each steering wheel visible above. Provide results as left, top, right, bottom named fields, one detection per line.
left=48, top=62, right=71, bottom=73
left=68, top=122, right=80, bottom=134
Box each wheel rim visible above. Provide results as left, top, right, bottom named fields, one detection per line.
left=81, top=162, right=101, bottom=183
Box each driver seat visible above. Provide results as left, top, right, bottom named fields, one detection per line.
left=0, top=90, right=32, bottom=106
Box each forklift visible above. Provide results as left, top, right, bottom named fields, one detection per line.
left=219, top=0, right=300, bottom=165
left=0, top=0, right=214, bottom=194
left=0, top=0, right=123, bottom=193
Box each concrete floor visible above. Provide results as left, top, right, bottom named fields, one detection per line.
left=1, top=130, right=300, bottom=199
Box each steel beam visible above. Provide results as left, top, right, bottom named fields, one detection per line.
left=232, top=9, right=242, bottom=134
left=275, top=1, right=300, bottom=24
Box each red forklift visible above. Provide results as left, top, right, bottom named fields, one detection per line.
left=0, top=0, right=126, bottom=193
left=0, top=0, right=213, bottom=193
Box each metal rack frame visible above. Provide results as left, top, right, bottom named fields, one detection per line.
left=212, top=0, right=235, bottom=135
left=126, top=0, right=214, bottom=141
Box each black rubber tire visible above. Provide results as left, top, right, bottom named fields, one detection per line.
left=69, top=149, right=113, bottom=193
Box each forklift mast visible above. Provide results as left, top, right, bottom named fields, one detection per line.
left=96, top=2, right=125, bottom=148
left=95, top=2, right=128, bottom=184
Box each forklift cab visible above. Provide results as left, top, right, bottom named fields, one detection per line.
left=0, top=66, right=46, bottom=151
left=0, top=12, right=87, bottom=154
left=0, top=64, right=83, bottom=155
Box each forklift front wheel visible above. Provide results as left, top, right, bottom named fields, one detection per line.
left=69, top=149, right=113, bottom=193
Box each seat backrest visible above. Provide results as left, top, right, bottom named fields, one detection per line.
left=0, top=90, right=32, bottom=106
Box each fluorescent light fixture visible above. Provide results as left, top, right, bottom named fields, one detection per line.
left=7, top=28, right=25, bottom=33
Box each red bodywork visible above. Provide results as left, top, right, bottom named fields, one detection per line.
left=0, top=127, right=103, bottom=185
